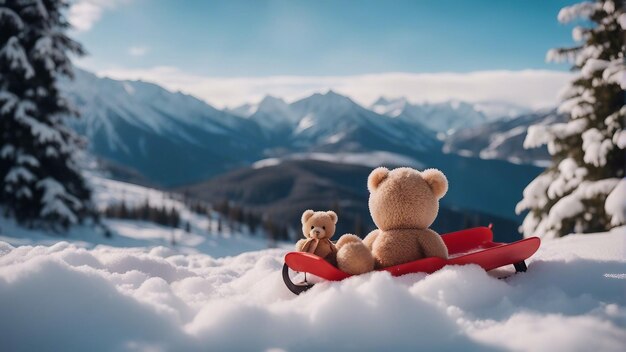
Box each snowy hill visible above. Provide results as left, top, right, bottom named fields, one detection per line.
left=0, top=174, right=273, bottom=256
left=371, top=97, right=531, bottom=133
left=62, top=69, right=267, bottom=186
left=0, top=225, right=623, bottom=351
left=180, top=156, right=541, bottom=240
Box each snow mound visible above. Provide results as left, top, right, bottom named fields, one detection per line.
left=1, top=228, right=625, bottom=351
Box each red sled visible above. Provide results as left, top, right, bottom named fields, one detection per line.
left=282, top=226, right=541, bottom=294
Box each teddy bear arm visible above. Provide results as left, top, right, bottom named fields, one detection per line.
left=295, top=239, right=308, bottom=252
left=417, top=229, right=449, bottom=259
left=315, top=240, right=335, bottom=258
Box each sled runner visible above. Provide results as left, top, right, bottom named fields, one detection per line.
left=282, top=226, right=541, bottom=295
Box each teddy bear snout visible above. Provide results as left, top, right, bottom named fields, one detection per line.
left=310, top=227, right=325, bottom=239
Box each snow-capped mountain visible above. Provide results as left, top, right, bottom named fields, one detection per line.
left=371, top=97, right=531, bottom=134
left=225, top=102, right=257, bottom=117
left=443, top=110, right=564, bottom=166
left=288, top=91, right=441, bottom=153
left=472, top=100, right=532, bottom=120
left=247, top=96, right=299, bottom=133
left=60, top=69, right=545, bottom=211
left=62, top=69, right=267, bottom=186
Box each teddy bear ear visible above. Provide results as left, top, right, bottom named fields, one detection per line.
left=301, top=209, right=315, bottom=224
left=326, top=210, right=338, bottom=224
left=368, top=167, right=389, bottom=192
left=422, top=168, right=448, bottom=199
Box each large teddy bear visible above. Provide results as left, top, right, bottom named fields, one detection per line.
left=335, top=167, right=449, bottom=275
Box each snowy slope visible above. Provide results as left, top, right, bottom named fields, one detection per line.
left=228, top=91, right=442, bottom=154
left=229, top=95, right=299, bottom=131
left=248, top=95, right=299, bottom=131
left=62, top=69, right=266, bottom=186
left=0, top=226, right=623, bottom=351
left=0, top=174, right=273, bottom=257
left=288, top=91, right=441, bottom=153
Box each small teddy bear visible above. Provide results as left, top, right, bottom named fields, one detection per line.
left=296, top=209, right=338, bottom=264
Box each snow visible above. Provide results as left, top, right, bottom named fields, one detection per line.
left=0, top=7, right=24, bottom=30
left=581, top=58, right=610, bottom=78
left=371, top=97, right=498, bottom=133
left=0, top=145, right=15, bottom=159
left=471, top=101, right=531, bottom=119
left=252, top=152, right=423, bottom=169
left=1, top=175, right=274, bottom=256
left=4, top=166, right=35, bottom=183
left=557, top=1, right=599, bottom=23
left=37, top=178, right=81, bottom=224
left=516, top=172, right=553, bottom=214
left=248, top=95, right=299, bottom=130
left=572, top=26, right=586, bottom=42
left=371, top=97, right=409, bottom=117
left=0, top=226, right=624, bottom=351
left=582, top=128, right=613, bottom=167
left=0, top=36, right=34, bottom=79
left=614, top=130, right=626, bottom=149
left=602, top=58, right=626, bottom=89
left=61, top=69, right=247, bottom=154
left=547, top=158, right=587, bottom=199
left=16, top=153, right=39, bottom=168
left=546, top=179, right=621, bottom=236
left=123, top=82, right=135, bottom=95
left=525, top=119, right=588, bottom=154
left=605, top=179, right=626, bottom=226
left=31, top=36, right=56, bottom=72
left=15, top=100, right=65, bottom=146
left=603, top=0, right=616, bottom=14
left=294, top=113, right=316, bottom=133
left=252, top=158, right=282, bottom=169
left=619, top=13, right=626, bottom=29
left=478, top=126, right=527, bottom=160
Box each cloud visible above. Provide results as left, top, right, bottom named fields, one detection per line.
left=95, top=66, right=573, bottom=109
left=128, top=46, right=149, bottom=57
left=68, top=0, right=130, bottom=32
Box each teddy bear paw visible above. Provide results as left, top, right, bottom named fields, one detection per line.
left=337, top=241, right=375, bottom=275
left=335, top=233, right=363, bottom=249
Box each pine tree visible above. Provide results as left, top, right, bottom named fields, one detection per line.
left=0, top=0, right=93, bottom=230
left=216, top=216, right=222, bottom=233
left=517, top=0, right=625, bottom=238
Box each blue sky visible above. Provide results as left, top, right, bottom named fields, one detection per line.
left=74, top=0, right=579, bottom=76
left=68, top=0, right=578, bottom=108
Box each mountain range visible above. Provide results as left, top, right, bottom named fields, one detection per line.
left=62, top=69, right=552, bottom=239
left=63, top=69, right=265, bottom=186
left=442, top=109, right=565, bottom=166
left=370, top=97, right=531, bottom=133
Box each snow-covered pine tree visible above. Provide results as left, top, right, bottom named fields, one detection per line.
left=517, top=0, right=626, bottom=239
left=0, top=0, right=93, bottom=229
